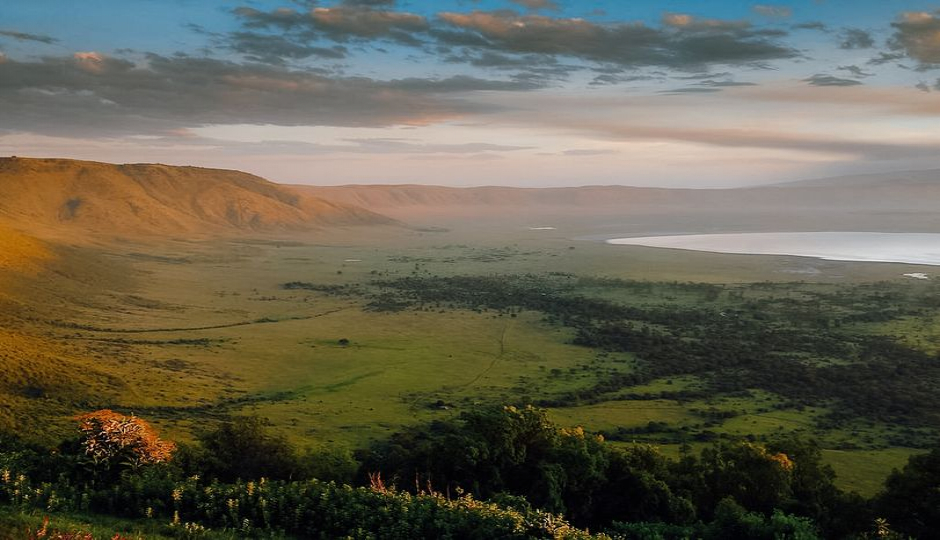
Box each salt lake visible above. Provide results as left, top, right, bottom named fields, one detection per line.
left=607, top=232, right=940, bottom=267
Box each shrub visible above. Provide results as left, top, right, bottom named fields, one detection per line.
left=75, top=410, right=175, bottom=471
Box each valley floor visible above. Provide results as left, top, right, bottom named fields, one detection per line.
left=2, top=222, right=937, bottom=496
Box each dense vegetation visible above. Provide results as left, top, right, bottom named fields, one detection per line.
left=2, top=407, right=938, bottom=539
left=4, top=272, right=939, bottom=537
left=290, top=274, right=940, bottom=445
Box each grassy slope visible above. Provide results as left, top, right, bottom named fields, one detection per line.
left=0, top=157, right=395, bottom=243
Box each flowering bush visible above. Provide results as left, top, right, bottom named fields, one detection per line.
left=75, top=410, right=175, bottom=470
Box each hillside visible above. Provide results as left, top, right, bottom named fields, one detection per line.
left=0, top=157, right=396, bottom=241
left=293, top=170, right=940, bottom=231
left=0, top=224, right=52, bottom=274
left=772, top=169, right=940, bottom=188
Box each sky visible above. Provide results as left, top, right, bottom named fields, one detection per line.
left=1, top=1, right=939, bottom=188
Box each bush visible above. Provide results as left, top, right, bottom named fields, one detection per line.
left=191, top=417, right=300, bottom=482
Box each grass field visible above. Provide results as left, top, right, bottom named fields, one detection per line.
left=2, top=222, right=936, bottom=495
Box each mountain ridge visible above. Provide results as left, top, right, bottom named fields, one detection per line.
left=0, top=157, right=397, bottom=242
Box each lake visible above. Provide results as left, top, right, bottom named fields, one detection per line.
left=606, top=232, right=940, bottom=266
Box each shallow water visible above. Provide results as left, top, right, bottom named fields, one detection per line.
left=607, top=232, right=940, bottom=266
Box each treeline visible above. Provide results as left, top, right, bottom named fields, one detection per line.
left=0, top=413, right=593, bottom=539
left=364, top=405, right=940, bottom=539
left=363, top=405, right=855, bottom=538
left=4, top=407, right=937, bottom=539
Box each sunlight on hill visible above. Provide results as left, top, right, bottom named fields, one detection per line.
left=0, top=225, right=52, bottom=274
left=0, top=157, right=396, bottom=242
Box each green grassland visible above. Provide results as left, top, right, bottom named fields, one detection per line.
left=6, top=224, right=938, bottom=496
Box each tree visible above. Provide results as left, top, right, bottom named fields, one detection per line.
left=876, top=446, right=940, bottom=539
left=697, top=441, right=794, bottom=516
left=195, top=416, right=299, bottom=481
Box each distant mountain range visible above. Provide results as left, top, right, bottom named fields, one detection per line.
left=294, top=169, right=940, bottom=232
left=0, top=157, right=937, bottom=242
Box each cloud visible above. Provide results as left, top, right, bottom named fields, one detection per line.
left=481, top=83, right=940, bottom=163
left=803, top=74, right=863, bottom=86
left=0, top=53, right=535, bottom=137
left=0, top=29, right=59, bottom=44
left=890, top=11, right=940, bottom=66
left=663, top=77, right=757, bottom=93
left=793, top=21, right=826, bottom=31
left=228, top=31, right=347, bottom=63
left=549, top=119, right=939, bottom=160
left=867, top=51, right=907, bottom=66
left=752, top=5, right=793, bottom=19
left=435, top=11, right=795, bottom=69
left=234, top=5, right=428, bottom=47
left=386, top=73, right=546, bottom=92
left=161, top=135, right=530, bottom=156
left=226, top=6, right=795, bottom=82
left=660, top=87, right=722, bottom=94
left=661, top=13, right=750, bottom=32
left=589, top=73, right=660, bottom=86
left=837, top=65, right=872, bottom=78
left=234, top=7, right=308, bottom=30
left=839, top=28, right=874, bottom=49
left=338, top=137, right=530, bottom=153
left=699, top=79, right=757, bottom=87
left=561, top=148, right=618, bottom=156
left=310, top=6, right=428, bottom=41
left=342, top=0, right=396, bottom=6
left=509, top=0, right=559, bottom=11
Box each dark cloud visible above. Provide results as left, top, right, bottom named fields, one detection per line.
left=890, top=11, right=940, bottom=66
left=867, top=51, right=907, bottom=66
left=444, top=49, right=555, bottom=69
left=752, top=5, right=792, bottom=19
left=837, top=65, right=872, bottom=78
left=509, top=0, right=559, bottom=11
left=589, top=73, right=659, bottom=86
left=0, top=53, right=534, bottom=137
left=0, top=29, right=59, bottom=44
left=434, top=11, right=796, bottom=70
left=661, top=76, right=756, bottom=93
left=228, top=31, right=347, bottom=63
left=227, top=5, right=429, bottom=63
left=226, top=6, right=795, bottom=79
left=342, top=0, right=396, bottom=6
left=676, top=71, right=732, bottom=80
left=234, top=5, right=428, bottom=45
left=803, top=74, right=863, bottom=86
left=698, top=79, right=756, bottom=87
left=233, top=7, right=308, bottom=30
left=388, top=73, right=543, bottom=91
left=793, top=21, right=826, bottom=31
left=839, top=28, right=874, bottom=49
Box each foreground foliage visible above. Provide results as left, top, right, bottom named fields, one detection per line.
left=1, top=406, right=936, bottom=538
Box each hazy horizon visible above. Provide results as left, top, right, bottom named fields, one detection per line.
left=2, top=1, right=940, bottom=188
